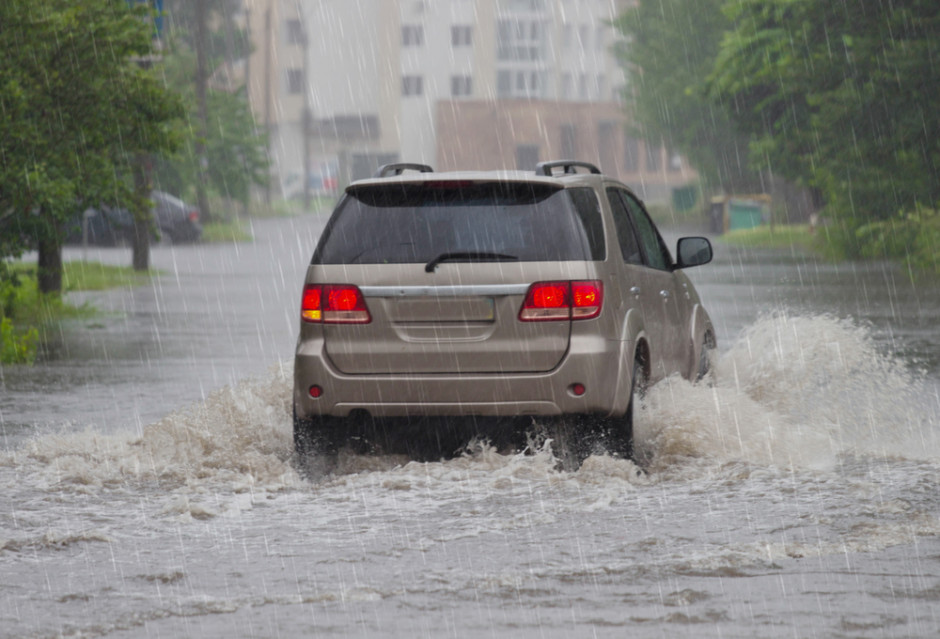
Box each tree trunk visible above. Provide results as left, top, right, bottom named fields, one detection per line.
left=132, top=153, right=152, bottom=272
left=132, top=220, right=151, bottom=272
left=37, top=233, right=63, bottom=295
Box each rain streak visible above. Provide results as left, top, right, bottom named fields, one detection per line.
left=2, top=1, right=939, bottom=638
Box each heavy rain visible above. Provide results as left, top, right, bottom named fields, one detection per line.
left=1, top=1, right=939, bottom=637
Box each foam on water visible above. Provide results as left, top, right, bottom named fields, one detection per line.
left=639, top=312, right=940, bottom=471
left=1, top=362, right=300, bottom=492
left=2, top=313, right=938, bottom=494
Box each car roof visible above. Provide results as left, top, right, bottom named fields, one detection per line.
left=345, top=160, right=627, bottom=192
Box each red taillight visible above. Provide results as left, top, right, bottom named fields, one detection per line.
left=301, top=284, right=371, bottom=324
left=519, top=280, right=603, bottom=322
left=520, top=281, right=571, bottom=321
left=571, top=281, right=603, bottom=319
left=328, top=287, right=360, bottom=312
left=301, top=286, right=322, bottom=322
left=532, top=283, right=569, bottom=309
left=188, top=210, right=199, bottom=223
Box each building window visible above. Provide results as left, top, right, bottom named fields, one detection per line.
left=286, top=19, right=304, bottom=45
left=506, top=0, right=545, bottom=9
left=645, top=141, right=662, bottom=172
left=402, top=24, right=424, bottom=46
left=623, top=136, right=639, bottom=172
left=402, top=75, right=424, bottom=96
left=497, top=70, right=512, bottom=97
left=560, top=124, right=577, bottom=159
left=450, top=75, right=472, bottom=97
left=516, top=144, right=540, bottom=171
left=598, top=121, right=617, bottom=174
left=497, top=19, right=545, bottom=61
left=286, top=68, right=303, bottom=94
left=563, top=23, right=573, bottom=49
left=561, top=73, right=573, bottom=100
left=451, top=25, right=472, bottom=47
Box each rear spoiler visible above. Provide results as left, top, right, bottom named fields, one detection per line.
left=374, top=163, right=434, bottom=178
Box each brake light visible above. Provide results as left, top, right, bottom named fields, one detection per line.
left=301, top=284, right=371, bottom=323
left=519, top=280, right=603, bottom=322
left=520, top=281, right=570, bottom=321
left=188, top=209, right=199, bottom=223
left=571, top=281, right=603, bottom=319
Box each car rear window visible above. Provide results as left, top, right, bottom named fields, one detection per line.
left=313, top=182, right=604, bottom=265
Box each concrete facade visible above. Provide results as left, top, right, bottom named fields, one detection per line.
left=242, top=0, right=695, bottom=203
left=436, top=100, right=697, bottom=203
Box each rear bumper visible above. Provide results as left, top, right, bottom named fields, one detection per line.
left=293, top=334, right=629, bottom=420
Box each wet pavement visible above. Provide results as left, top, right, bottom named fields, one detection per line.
left=1, top=216, right=939, bottom=638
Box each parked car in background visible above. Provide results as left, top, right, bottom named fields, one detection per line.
left=293, top=160, right=715, bottom=463
left=65, top=206, right=135, bottom=246
left=65, top=190, right=202, bottom=246
left=150, top=190, right=202, bottom=244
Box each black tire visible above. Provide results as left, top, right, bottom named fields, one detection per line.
left=293, top=406, right=336, bottom=457
left=601, top=352, right=646, bottom=460
left=696, top=333, right=716, bottom=382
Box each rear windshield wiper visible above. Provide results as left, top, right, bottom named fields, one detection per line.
left=425, top=251, right=519, bottom=273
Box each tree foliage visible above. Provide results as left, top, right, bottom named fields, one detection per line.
left=708, top=0, right=940, bottom=228
left=612, top=0, right=764, bottom=194
left=154, top=41, right=268, bottom=206
left=0, top=0, right=184, bottom=291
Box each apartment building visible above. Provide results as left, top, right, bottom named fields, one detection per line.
left=245, top=0, right=695, bottom=203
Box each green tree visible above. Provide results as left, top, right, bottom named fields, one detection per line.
left=709, top=0, right=940, bottom=234
left=613, top=0, right=763, bottom=194
left=0, top=0, right=184, bottom=290
left=154, top=41, right=268, bottom=208
left=156, top=0, right=263, bottom=221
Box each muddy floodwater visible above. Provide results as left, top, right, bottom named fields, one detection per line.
left=2, top=217, right=940, bottom=638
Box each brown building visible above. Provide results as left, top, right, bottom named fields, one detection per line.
left=436, top=100, right=697, bottom=204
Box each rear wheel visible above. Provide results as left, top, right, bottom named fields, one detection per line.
left=293, top=406, right=337, bottom=457
left=696, top=332, right=716, bottom=381
left=601, top=351, right=646, bottom=460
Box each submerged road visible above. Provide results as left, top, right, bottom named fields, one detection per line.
left=1, top=216, right=939, bottom=637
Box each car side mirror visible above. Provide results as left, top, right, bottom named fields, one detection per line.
left=676, top=237, right=713, bottom=269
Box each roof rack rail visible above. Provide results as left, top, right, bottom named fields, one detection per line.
left=535, top=160, right=601, bottom=176
left=374, top=163, right=434, bottom=178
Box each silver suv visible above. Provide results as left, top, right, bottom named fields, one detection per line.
left=293, top=160, right=714, bottom=460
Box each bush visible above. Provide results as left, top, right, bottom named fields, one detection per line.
left=0, top=260, right=150, bottom=364
left=0, top=316, right=38, bottom=364
left=1, top=274, right=39, bottom=364
left=848, top=205, right=940, bottom=275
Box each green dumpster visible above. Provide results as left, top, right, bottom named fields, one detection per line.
left=671, top=185, right=698, bottom=213
left=728, top=199, right=764, bottom=230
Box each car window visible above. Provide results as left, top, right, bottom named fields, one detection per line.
left=622, top=192, right=672, bottom=270
left=152, top=191, right=185, bottom=208
left=567, top=187, right=606, bottom=261
left=605, top=188, right=643, bottom=265
left=314, top=182, right=597, bottom=264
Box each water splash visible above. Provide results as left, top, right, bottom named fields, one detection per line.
left=3, top=313, right=937, bottom=494
left=639, top=312, right=940, bottom=471
left=4, top=363, right=299, bottom=492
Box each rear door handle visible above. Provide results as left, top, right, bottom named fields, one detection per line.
left=659, top=290, right=670, bottom=300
